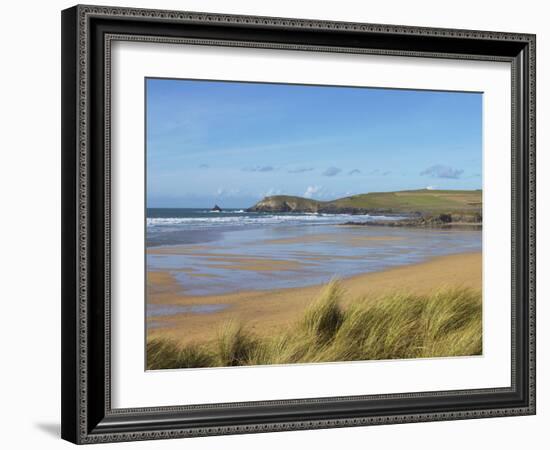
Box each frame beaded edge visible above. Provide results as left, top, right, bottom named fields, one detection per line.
left=73, top=5, right=536, bottom=443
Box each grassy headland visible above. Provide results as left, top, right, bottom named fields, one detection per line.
left=147, top=281, right=481, bottom=369
left=247, top=189, right=482, bottom=225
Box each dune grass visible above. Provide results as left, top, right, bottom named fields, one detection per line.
left=146, top=281, right=482, bottom=370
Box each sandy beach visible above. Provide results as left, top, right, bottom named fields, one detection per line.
left=147, top=251, right=482, bottom=345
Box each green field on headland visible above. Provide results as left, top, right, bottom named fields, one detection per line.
left=248, top=189, right=482, bottom=216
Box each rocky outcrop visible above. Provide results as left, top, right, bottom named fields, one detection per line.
left=343, top=213, right=482, bottom=228
left=247, top=196, right=321, bottom=213
left=247, top=196, right=393, bottom=215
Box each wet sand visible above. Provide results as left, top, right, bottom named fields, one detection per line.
left=146, top=232, right=405, bottom=255
left=260, top=234, right=405, bottom=245
left=147, top=225, right=481, bottom=297
left=147, top=251, right=482, bottom=345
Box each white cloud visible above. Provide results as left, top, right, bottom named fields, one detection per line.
left=426, top=185, right=436, bottom=190
left=288, top=167, right=314, bottom=173
left=304, top=185, right=322, bottom=198
left=421, top=164, right=463, bottom=179
left=322, top=167, right=342, bottom=177
left=215, top=187, right=241, bottom=197
left=243, top=165, right=275, bottom=172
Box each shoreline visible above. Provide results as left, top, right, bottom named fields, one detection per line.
left=147, top=251, right=482, bottom=346
left=341, top=221, right=482, bottom=228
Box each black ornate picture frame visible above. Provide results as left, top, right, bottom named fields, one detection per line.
left=61, top=4, right=536, bottom=444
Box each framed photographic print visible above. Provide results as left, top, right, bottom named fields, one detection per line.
left=61, top=5, right=536, bottom=444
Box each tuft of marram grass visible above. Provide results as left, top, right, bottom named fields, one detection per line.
left=214, top=321, right=258, bottom=367
left=146, top=282, right=482, bottom=370
left=146, top=339, right=213, bottom=370
left=300, top=280, right=345, bottom=344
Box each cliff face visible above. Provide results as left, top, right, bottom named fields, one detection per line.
left=247, top=195, right=406, bottom=215
left=248, top=197, right=390, bottom=215
left=247, top=196, right=321, bottom=213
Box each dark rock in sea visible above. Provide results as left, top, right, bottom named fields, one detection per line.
left=342, top=213, right=482, bottom=229
left=211, top=204, right=222, bottom=212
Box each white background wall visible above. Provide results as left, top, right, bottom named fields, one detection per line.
left=0, top=0, right=546, bottom=448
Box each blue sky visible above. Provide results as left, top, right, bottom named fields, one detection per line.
left=146, top=78, right=482, bottom=208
